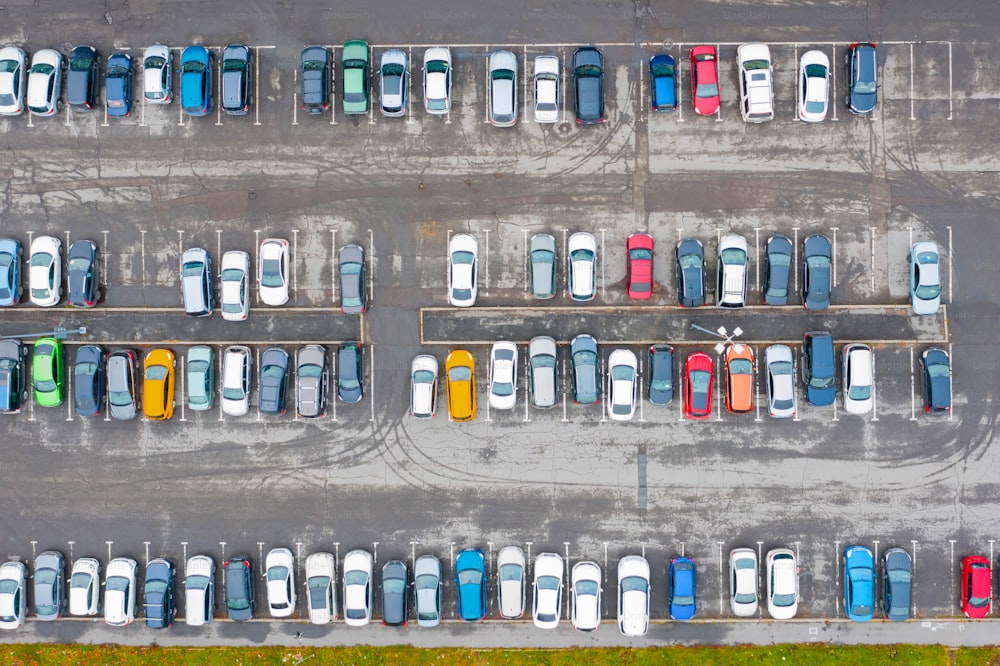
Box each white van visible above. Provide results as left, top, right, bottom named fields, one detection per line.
left=737, top=43, right=774, bottom=123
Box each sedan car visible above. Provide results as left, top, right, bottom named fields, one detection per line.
left=764, top=344, right=796, bottom=418
left=798, top=50, right=830, bottom=122
left=0, top=340, right=25, bottom=414
left=414, top=555, right=442, bottom=627
left=570, top=333, right=600, bottom=405
left=0, top=561, right=26, bottom=629
left=33, top=551, right=65, bottom=621
left=910, top=241, right=941, bottom=315
left=300, top=46, right=330, bottom=113
left=339, top=244, right=366, bottom=314
left=142, top=44, right=172, bottom=104
left=676, top=238, right=706, bottom=307
left=962, top=555, right=991, bottom=619
left=763, top=234, right=793, bottom=305
left=684, top=352, right=713, bottom=420
left=73, top=344, right=105, bottom=416
left=921, top=347, right=951, bottom=414
left=843, top=545, right=875, bottom=622
left=66, top=45, right=100, bottom=111
left=222, top=345, right=251, bottom=416
left=0, top=47, right=27, bottom=116
left=32, top=337, right=64, bottom=407
left=448, top=233, right=478, bottom=307
left=488, top=341, right=517, bottom=411
left=802, top=234, right=832, bottom=309
left=568, top=231, right=597, bottom=301
left=487, top=50, right=517, bottom=127
left=337, top=342, right=364, bottom=403
left=689, top=45, right=720, bottom=116
left=607, top=349, right=638, bottom=421
left=341, top=40, right=369, bottom=114
left=648, top=344, right=674, bottom=405
left=180, top=45, right=212, bottom=116
left=0, top=237, right=22, bottom=306
left=143, top=348, right=176, bottom=420
left=297, top=345, right=329, bottom=418
left=305, top=552, right=337, bottom=624
left=69, top=557, right=100, bottom=616
left=533, top=55, right=559, bottom=123
left=846, top=42, right=878, bottom=114
left=842, top=343, right=874, bottom=415
left=67, top=239, right=99, bottom=307
left=258, top=347, right=289, bottom=415
left=27, top=49, right=63, bottom=116
left=143, top=558, right=175, bottom=629
left=649, top=54, right=676, bottom=111
left=184, top=555, right=215, bottom=626
left=220, top=44, right=252, bottom=115
left=570, top=561, right=601, bottom=632
left=223, top=557, right=254, bottom=621
left=180, top=246, right=213, bottom=317
left=883, top=548, right=912, bottom=622
left=528, top=336, right=558, bottom=410
left=258, top=238, right=290, bottom=306
left=497, top=546, right=526, bottom=619
left=717, top=233, right=748, bottom=308
left=265, top=547, right=296, bottom=618
left=379, top=49, right=407, bottom=117
left=528, top=233, right=556, bottom=299
left=668, top=556, right=697, bottom=621
left=533, top=553, right=564, bottom=629
left=445, top=349, right=476, bottom=422
left=617, top=555, right=650, bottom=636
left=220, top=250, right=249, bottom=321
left=455, top=549, right=487, bottom=622
left=381, top=560, right=408, bottom=626
left=107, top=349, right=138, bottom=420
left=105, top=52, right=133, bottom=117
left=409, top=354, right=437, bottom=419
left=766, top=548, right=798, bottom=619
left=626, top=233, right=653, bottom=299
left=723, top=344, right=754, bottom=414
left=343, top=549, right=374, bottom=627
left=729, top=548, right=758, bottom=617
left=803, top=330, right=836, bottom=406
left=29, top=235, right=62, bottom=307
left=423, top=47, right=452, bottom=114
left=572, top=47, right=604, bottom=124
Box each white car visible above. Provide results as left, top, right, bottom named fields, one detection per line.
left=184, top=555, right=216, bottom=626
left=798, top=50, right=830, bottom=122
left=448, top=233, right=478, bottom=307
left=220, top=250, right=250, bottom=321
left=489, top=341, right=518, bottom=410
left=69, top=557, right=101, bottom=616
left=221, top=345, right=252, bottom=416
left=532, top=553, right=564, bottom=629
left=0, top=47, right=28, bottom=116
left=0, top=561, right=26, bottom=629
left=305, top=552, right=337, bottom=624
left=617, top=555, right=650, bottom=637
left=258, top=238, right=289, bottom=306
left=379, top=49, right=408, bottom=117
left=143, top=44, right=172, bottom=104
left=104, top=557, right=137, bottom=626
left=487, top=50, right=517, bottom=127
left=910, top=241, right=941, bottom=315
left=842, top=343, right=874, bottom=415
left=533, top=55, right=560, bottom=123
left=568, top=232, right=597, bottom=301
left=423, top=47, right=452, bottom=114
left=764, top=344, right=796, bottom=418
left=265, top=547, right=296, bottom=618
left=717, top=233, right=749, bottom=308
left=26, top=49, right=62, bottom=116
left=736, top=43, right=773, bottom=123
left=497, top=546, right=526, bottom=619
left=29, top=235, right=62, bottom=307
left=607, top=349, right=638, bottom=421
left=570, top=561, right=601, bottom=632
left=342, top=549, right=373, bottom=627
left=729, top=548, right=758, bottom=617
left=766, top=548, right=798, bottom=619
left=410, top=354, right=438, bottom=419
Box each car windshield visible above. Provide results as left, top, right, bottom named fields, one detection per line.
left=426, top=61, right=448, bottom=74
left=573, top=350, right=596, bottom=368
left=576, top=580, right=598, bottom=596
left=187, top=574, right=208, bottom=590
left=261, top=260, right=283, bottom=286
left=145, top=579, right=167, bottom=595
left=720, top=248, right=746, bottom=265
left=492, top=69, right=514, bottom=81
left=630, top=248, right=652, bottom=261
left=144, top=56, right=165, bottom=69
left=449, top=367, right=471, bottom=382
left=532, top=250, right=554, bottom=266
left=451, top=250, right=473, bottom=266
left=730, top=359, right=752, bottom=375
left=572, top=249, right=594, bottom=263
left=68, top=257, right=90, bottom=272
left=344, top=571, right=367, bottom=586
left=927, top=363, right=949, bottom=378
left=30, top=252, right=52, bottom=267
left=384, top=578, right=406, bottom=594
left=854, top=78, right=876, bottom=94
left=805, top=64, right=827, bottom=78
left=31, top=64, right=53, bottom=76
left=222, top=268, right=243, bottom=282
left=339, top=373, right=360, bottom=390
left=182, top=60, right=204, bottom=73
left=673, top=592, right=694, bottom=606
left=532, top=355, right=555, bottom=369
left=69, top=57, right=92, bottom=71
left=303, top=58, right=326, bottom=71
left=773, top=592, right=796, bottom=607
left=612, top=365, right=633, bottom=381
left=413, top=369, right=434, bottom=384
left=415, top=574, right=438, bottom=590
left=223, top=59, right=245, bottom=72
left=458, top=569, right=482, bottom=586
left=267, top=566, right=288, bottom=582
left=499, top=564, right=521, bottom=581
left=109, top=385, right=133, bottom=406
left=106, top=576, right=129, bottom=592
left=575, top=64, right=600, bottom=78
left=75, top=362, right=96, bottom=378
left=678, top=253, right=701, bottom=269
left=690, top=370, right=710, bottom=393
left=71, top=572, right=91, bottom=589
left=107, top=64, right=128, bottom=78
left=916, top=283, right=941, bottom=300
left=621, top=576, right=647, bottom=593
left=849, top=383, right=871, bottom=401
left=652, top=63, right=674, bottom=77
left=696, top=82, right=718, bottom=98
left=146, top=366, right=167, bottom=381
left=261, top=364, right=284, bottom=379
left=537, top=575, right=559, bottom=591
left=805, top=99, right=826, bottom=113
left=182, top=261, right=204, bottom=277
left=300, top=363, right=323, bottom=378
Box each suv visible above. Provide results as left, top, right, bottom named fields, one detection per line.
left=487, top=50, right=517, bottom=127
left=66, top=45, right=100, bottom=111
left=737, top=43, right=773, bottom=123
left=802, top=331, right=836, bottom=406
left=300, top=46, right=330, bottom=114
left=716, top=234, right=748, bottom=308
left=221, top=44, right=252, bottom=115
left=0, top=339, right=26, bottom=413
left=181, top=247, right=213, bottom=317
left=297, top=345, right=329, bottom=418
left=846, top=42, right=878, bottom=114
left=223, top=558, right=254, bottom=622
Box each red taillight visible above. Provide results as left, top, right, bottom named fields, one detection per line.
left=243, top=560, right=249, bottom=567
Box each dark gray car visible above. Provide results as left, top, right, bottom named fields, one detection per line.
left=67, top=239, right=99, bottom=308
left=648, top=344, right=674, bottom=405
left=763, top=234, right=792, bottom=306
left=882, top=548, right=912, bottom=622
left=259, top=347, right=289, bottom=415
left=337, top=342, right=363, bottom=403
left=572, top=47, right=604, bottom=124
left=529, top=233, right=557, bottom=299
left=296, top=345, right=328, bottom=418
left=66, top=45, right=100, bottom=111
left=301, top=46, right=330, bottom=114
left=570, top=334, right=599, bottom=405
left=33, top=550, right=65, bottom=621
left=107, top=349, right=138, bottom=420
left=676, top=238, right=706, bottom=307
left=339, top=244, right=366, bottom=314
left=223, top=557, right=254, bottom=622
left=802, top=234, right=832, bottom=310
left=0, top=339, right=26, bottom=414
left=221, top=44, right=252, bottom=115
left=73, top=344, right=105, bottom=416
left=381, top=560, right=408, bottom=627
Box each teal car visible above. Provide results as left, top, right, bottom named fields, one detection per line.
left=32, top=337, right=64, bottom=407
left=186, top=345, right=214, bottom=411
left=341, top=40, right=369, bottom=114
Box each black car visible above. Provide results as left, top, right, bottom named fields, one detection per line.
left=221, top=44, right=252, bottom=116
left=802, top=234, right=831, bottom=310
left=381, top=560, right=408, bottom=627
left=802, top=330, right=836, bottom=406
left=675, top=238, right=706, bottom=307
left=648, top=345, right=674, bottom=405
left=572, top=47, right=604, bottom=125
left=223, top=557, right=254, bottom=622
left=337, top=342, right=364, bottom=403
left=846, top=42, right=878, bottom=114
left=0, top=339, right=26, bottom=414
left=73, top=345, right=105, bottom=417
left=921, top=348, right=951, bottom=414
left=66, top=45, right=100, bottom=111
left=763, top=234, right=793, bottom=306
left=882, top=548, right=912, bottom=622
left=258, top=347, right=289, bottom=415
left=301, top=46, right=330, bottom=114
left=67, top=239, right=99, bottom=308
left=143, top=558, right=176, bottom=629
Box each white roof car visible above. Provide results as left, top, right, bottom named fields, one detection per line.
left=0, top=561, right=26, bottom=629
left=617, top=555, right=650, bottom=637
left=221, top=345, right=252, bottom=416
left=568, top=232, right=597, bottom=301
left=842, top=343, right=874, bottom=415
left=766, top=548, right=798, bottom=619
left=729, top=548, right=758, bottom=617
left=487, top=50, right=517, bottom=127
left=26, top=49, right=62, bottom=116
left=305, top=552, right=337, bottom=624
left=798, top=50, right=830, bottom=122
left=765, top=344, right=796, bottom=418
left=737, top=43, right=773, bottom=123
left=220, top=250, right=250, bottom=321
left=379, top=49, right=408, bottom=118
left=0, top=47, right=28, bottom=116
left=533, top=55, right=560, bottom=123
left=532, top=553, right=564, bottom=629
left=265, top=547, right=296, bottom=618
left=910, top=241, right=941, bottom=315
left=29, top=235, right=62, bottom=307
left=143, top=44, right=172, bottom=104
left=410, top=354, right=438, bottom=419
left=570, top=561, right=601, bottom=632
left=423, top=47, right=452, bottom=115
left=607, top=349, right=638, bottom=421
left=258, top=238, right=289, bottom=306
left=717, top=234, right=748, bottom=308
left=69, top=557, right=101, bottom=616
left=496, top=545, right=526, bottom=619
left=342, top=549, right=373, bottom=627
left=184, top=555, right=215, bottom=626
left=489, top=341, right=518, bottom=411
left=528, top=336, right=558, bottom=409
left=414, top=554, right=442, bottom=628
left=104, top=557, right=137, bottom=626
left=448, top=233, right=478, bottom=307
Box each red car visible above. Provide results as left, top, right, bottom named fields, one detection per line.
left=689, top=45, right=720, bottom=116
left=962, top=555, right=992, bottom=618
left=626, top=233, right=654, bottom=299
left=684, top=352, right=714, bottom=420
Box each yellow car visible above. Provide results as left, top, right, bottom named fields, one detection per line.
left=445, top=350, right=476, bottom=422
left=143, top=348, right=176, bottom=420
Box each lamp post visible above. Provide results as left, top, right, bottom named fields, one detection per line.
left=690, top=323, right=742, bottom=354
left=1, top=326, right=87, bottom=340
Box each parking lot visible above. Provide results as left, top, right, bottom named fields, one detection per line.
left=1, top=0, right=1000, bottom=646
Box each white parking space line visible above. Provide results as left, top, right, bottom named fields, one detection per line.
left=830, top=226, right=838, bottom=285
left=178, top=351, right=187, bottom=422
left=293, top=347, right=300, bottom=423
left=715, top=354, right=722, bottom=421
left=253, top=47, right=262, bottom=126
left=909, top=347, right=917, bottom=420
left=791, top=44, right=800, bottom=122
left=522, top=45, right=530, bottom=124
left=753, top=227, right=761, bottom=296
left=869, top=227, right=876, bottom=290
left=64, top=102, right=71, bottom=127
left=600, top=228, right=606, bottom=301
left=717, top=541, right=725, bottom=616
left=834, top=539, right=841, bottom=618
left=65, top=371, right=73, bottom=421
left=523, top=352, right=530, bottom=422
left=948, top=342, right=954, bottom=422
left=215, top=52, right=223, bottom=127
left=792, top=227, right=799, bottom=299
left=367, top=228, right=374, bottom=307
left=368, top=45, right=376, bottom=126
left=101, top=98, right=109, bottom=127
left=217, top=345, right=225, bottom=422
left=484, top=351, right=492, bottom=423
left=291, top=229, right=299, bottom=299
left=871, top=352, right=879, bottom=421
left=715, top=44, right=723, bottom=122
left=176, top=230, right=184, bottom=277
left=445, top=230, right=451, bottom=306
left=482, top=48, right=490, bottom=125
left=561, top=229, right=568, bottom=298
left=910, top=44, right=916, bottom=121
left=947, top=225, right=953, bottom=303
left=484, top=229, right=490, bottom=294
left=330, top=46, right=338, bottom=126
left=947, top=41, right=953, bottom=120
left=678, top=369, right=684, bottom=421
left=291, top=68, right=299, bottom=125
left=255, top=346, right=262, bottom=421
left=369, top=343, right=376, bottom=424
left=638, top=57, right=646, bottom=124
left=522, top=230, right=529, bottom=298
left=330, top=349, right=338, bottom=422
left=829, top=44, right=839, bottom=122
left=560, top=47, right=567, bottom=124
left=560, top=357, right=568, bottom=423
left=330, top=228, right=337, bottom=302
left=638, top=353, right=645, bottom=422
left=598, top=353, right=607, bottom=423
left=792, top=354, right=801, bottom=422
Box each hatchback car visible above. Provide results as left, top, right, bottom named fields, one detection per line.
left=0, top=237, right=22, bottom=306
left=341, top=40, right=369, bottom=114
left=0, top=561, right=26, bottom=629
left=221, top=44, right=252, bottom=116
left=409, top=354, right=437, bottom=419
left=180, top=45, right=213, bottom=116
left=528, top=336, right=558, bottom=410
left=689, top=45, right=720, bottom=115
left=0, top=340, right=25, bottom=414
left=882, top=547, right=912, bottom=622
left=487, top=50, right=517, bottom=127
left=497, top=546, right=526, bottom=619
left=729, top=548, right=758, bottom=617
left=724, top=344, right=754, bottom=414
left=676, top=238, right=706, bottom=307
left=343, top=549, right=374, bottom=627
left=339, top=244, right=366, bottom=314
left=67, top=239, right=99, bottom=307
left=717, top=234, right=748, bottom=308
left=572, top=47, right=604, bottom=124
left=297, top=345, right=329, bottom=418
left=33, top=550, right=65, bottom=621
left=570, top=560, right=601, bottom=632
left=414, top=554, right=442, bottom=627
left=181, top=247, right=213, bottom=317
left=684, top=352, right=713, bottom=420
left=488, top=341, right=518, bottom=411
left=305, top=552, right=337, bottom=624
left=802, top=331, right=836, bottom=406
left=337, top=342, right=364, bottom=403
left=764, top=344, right=796, bottom=418
left=32, top=337, right=64, bottom=407
left=962, top=555, right=991, bottom=619
left=66, top=45, right=100, bottom=111
left=607, top=349, right=637, bottom=421
left=649, top=54, right=676, bottom=111
left=300, top=46, right=330, bottom=113
left=142, top=44, right=172, bottom=104
left=105, top=52, right=132, bottom=117
left=223, top=557, right=254, bottom=621
left=222, top=345, right=251, bottom=417
left=648, top=344, right=674, bottom=405
left=533, top=55, right=559, bottom=123
left=73, top=344, right=105, bottom=416
left=258, top=347, right=289, bottom=415
left=220, top=250, right=249, bottom=321
left=736, top=43, right=774, bottom=123
left=802, top=234, right=832, bottom=309
left=0, top=47, right=27, bottom=116
left=570, top=333, right=600, bottom=405
left=29, top=235, right=62, bottom=307
left=27, top=49, right=63, bottom=116
left=143, top=348, right=176, bottom=420
left=626, top=233, right=653, bottom=299
left=455, top=548, right=487, bottom=622
left=69, top=557, right=100, bottom=616
left=798, top=50, right=830, bottom=122
left=528, top=233, right=557, bottom=299
left=921, top=348, right=951, bottom=414
left=423, top=47, right=452, bottom=114
left=381, top=560, right=408, bottom=626
left=184, top=555, right=215, bottom=626
left=910, top=241, right=941, bottom=315
left=265, top=547, right=296, bottom=618
left=843, top=545, right=875, bottom=622
left=258, top=238, right=290, bottom=306
left=617, top=555, right=650, bottom=636
left=766, top=548, right=798, bottom=619
left=445, top=349, right=476, bottom=421
left=107, top=349, right=138, bottom=420
left=378, top=49, right=407, bottom=117
left=842, top=343, right=874, bottom=415
left=568, top=231, right=597, bottom=301
left=846, top=42, right=878, bottom=114
left=763, top=234, right=793, bottom=305
left=448, top=233, right=478, bottom=307
left=533, top=553, right=564, bottom=629
left=668, top=556, right=697, bottom=621
left=143, top=558, right=175, bottom=629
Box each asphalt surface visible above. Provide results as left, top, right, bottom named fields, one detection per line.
left=0, top=0, right=999, bottom=647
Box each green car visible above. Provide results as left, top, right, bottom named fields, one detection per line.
left=342, top=40, right=370, bottom=114
left=32, top=338, right=64, bottom=407
left=186, top=345, right=215, bottom=411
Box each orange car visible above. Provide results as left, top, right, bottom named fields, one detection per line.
left=724, top=344, right=754, bottom=414
left=143, top=348, right=176, bottom=420
left=445, top=350, right=476, bottom=422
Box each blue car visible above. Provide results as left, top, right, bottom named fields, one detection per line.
left=846, top=42, right=877, bottom=114
left=181, top=46, right=213, bottom=116
left=649, top=54, right=676, bottom=111
left=0, top=238, right=22, bottom=307
left=802, top=331, right=836, bottom=406
left=105, top=52, right=133, bottom=117
left=454, top=549, right=486, bottom=621
left=843, top=545, right=874, bottom=622
left=802, top=234, right=831, bottom=310
left=668, top=556, right=696, bottom=621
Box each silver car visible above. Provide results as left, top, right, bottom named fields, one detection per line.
left=108, top=349, right=139, bottom=420
left=379, top=49, right=408, bottom=117
left=220, top=250, right=250, bottom=322
left=33, top=550, right=65, bottom=621
left=305, top=552, right=337, bottom=624
left=413, top=554, right=442, bottom=627
left=222, top=345, right=252, bottom=417
left=496, top=546, right=526, bottom=619
left=296, top=345, right=328, bottom=418
left=533, top=55, right=560, bottom=123
left=528, top=233, right=557, bottom=299
left=487, top=50, right=517, bottom=127
left=764, top=344, right=796, bottom=419
left=142, top=44, right=172, bottom=104
left=528, top=336, right=558, bottom=409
